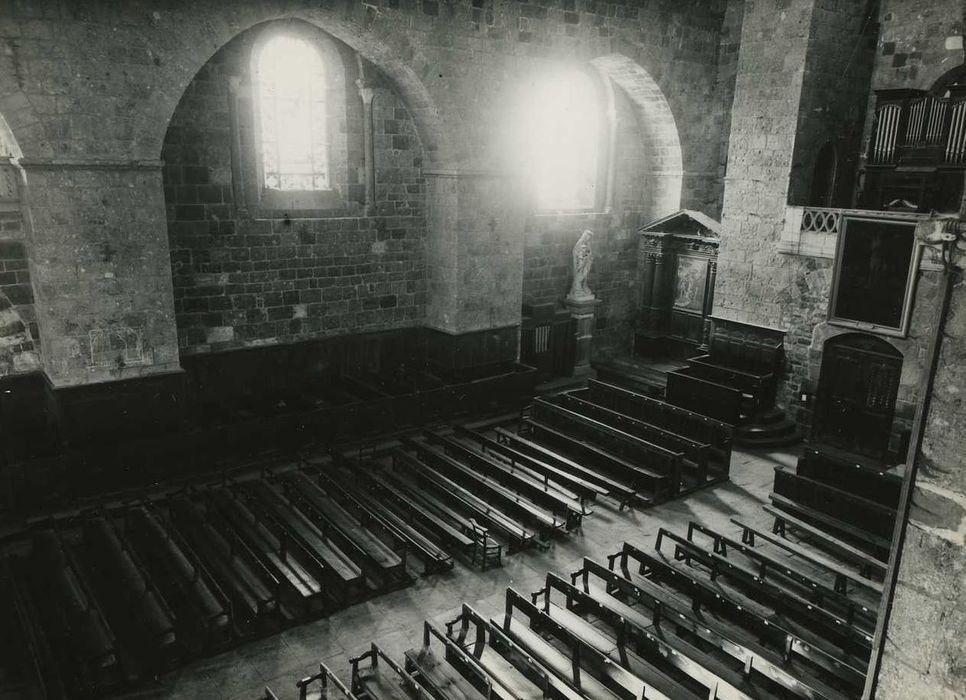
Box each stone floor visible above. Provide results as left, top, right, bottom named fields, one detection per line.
left=141, top=445, right=801, bottom=700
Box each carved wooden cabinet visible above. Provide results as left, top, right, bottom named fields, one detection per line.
left=635, top=210, right=720, bottom=359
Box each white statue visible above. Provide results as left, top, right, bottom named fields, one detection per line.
left=567, top=229, right=595, bottom=302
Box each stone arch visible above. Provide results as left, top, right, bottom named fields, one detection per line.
left=149, top=6, right=454, bottom=170
left=589, top=53, right=683, bottom=219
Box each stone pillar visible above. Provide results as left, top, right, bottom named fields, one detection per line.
left=22, top=159, right=181, bottom=386
left=565, top=297, right=599, bottom=377
left=422, top=169, right=529, bottom=372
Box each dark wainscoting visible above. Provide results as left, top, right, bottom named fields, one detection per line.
left=0, top=326, right=534, bottom=521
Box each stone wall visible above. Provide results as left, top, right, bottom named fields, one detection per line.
left=716, top=0, right=889, bottom=426
left=863, top=1, right=966, bottom=697
left=163, top=23, right=425, bottom=354
left=0, top=0, right=736, bottom=384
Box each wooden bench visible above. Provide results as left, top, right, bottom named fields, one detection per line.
left=773, top=466, right=897, bottom=540
left=549, top=392, right=712, bottom=486
left=314, top=469, right=454, bottom=575
left=610, top=542, right=868, bottom=691
left=665, top=368, right=742, bottom=424
left=536, top=572, right=750, bottom=700
left=243, top=482, right=367, bottom=600
left=763, top=504, right=888, bottom=578
left=295, top=662, right=358, bottom=699
left=767, top=494, right=891, bottom=561
left=656, top=528, right=874, bottom=658
left=424, top=429, right=584, bottom=529
left=492, top=588, right=648, bottom=700
left=686, top=522, right=878, bottom=629
left=445, top=603, right=564, bottom=700
left=531, top=399, right=684, bottom=496
left=279, top=471, right=407, bottom=584
left=393, top=449, right=536, bottom=551
left=350, top=643, right=431, bottom=700
left=454, top=424, right=603, bottom=506
left=124, top=506, right=231, bottom=643
left=401, top=437, right=564, bottom=537
left=206, top=488, right=327, bottom=616
left=731, top=517, right=884, bottom=595
left=405, top=621, right=491, bottom=700
left=796, top=447, right=902, bottom=508
left=493, top=427, right=637, bottom=508
left=584, top=379, right=734, bottom=473
left=368, top=468, right=501, bottom=570
left=168, top=496, right=279, bottom=621
left=572, top=557, right=851, bottom=700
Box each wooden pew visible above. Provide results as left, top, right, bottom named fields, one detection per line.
left=767, top=494, right=892, bottom=562
left=533, top=572, right=759, bottom=700
left=79, top=517, right=178, bottom=668
left=313, top=468, right=455, bottom=575
left=278, top=471, right=408, bottom=586
left=366, top=468, right=502, bottom=569
left=656, top=528, right=874, bottom=659
left=423, top=429, right=584, bottom=529
left=584, top=379, right=734, bottom=474
left=454, top=424, right=604, bottom=506
left=491, top=588, right=663, bottom=700
left=28, top=530, right=121, bottom=692
left=350, top=643, right=432, bottom=699
left=403, top=436, right=566, bottom=536
left=731, top=517, right=884, bottom=595
left=393, top=445, right=540, bottom=549
left=493, top=426, right=638, bottom=509
left=772, top=466, right=897, bottom=540
left=763, top=504, right=888, bottom=579
left=124, top=506, right=231, bottom=647
left=206, top=487, right=328, bottom=616
left=548, top=392, right=712, bottom=486
left=445, top=603, right=565, bottom=699
left=240, top=482, right=367, bottom=603
left=796, top=448, right=901, bottom=508
left=296, top=662, right=359, bottom=699
left=168, top=496, right=280, bottom=622
left=405, top=620, right=491, bottom=700
left=530, top=398, right=683, bottom=497
left=686, top=522, right=878, bottom=629
left=610, top=542, right=867, bottom=691
left=665, top=368, right=742, bottom=425
left=573, top=557, right=850, bottom=700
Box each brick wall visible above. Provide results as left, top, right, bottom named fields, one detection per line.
left=163, top=23, right=426, bottom=355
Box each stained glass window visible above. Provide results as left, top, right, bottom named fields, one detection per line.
left=256, top=35, right=328, bottom=191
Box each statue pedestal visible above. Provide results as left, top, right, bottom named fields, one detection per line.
left=565, top=295, right=600, bottom=377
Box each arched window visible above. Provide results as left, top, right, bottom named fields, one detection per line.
left=254, top=35, right=328, bottom=191
left=523, top=70, right=602, bottom=211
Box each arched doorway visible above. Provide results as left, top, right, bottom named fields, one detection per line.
left=812, top=333, right=903, bottom=461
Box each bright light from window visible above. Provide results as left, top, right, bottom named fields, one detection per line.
left=256, top=35, right=328, bottom=191
left=522, top=70, right=600, bottom=211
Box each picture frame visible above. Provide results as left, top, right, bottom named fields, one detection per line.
left=827, top=214, right=922, bottom=338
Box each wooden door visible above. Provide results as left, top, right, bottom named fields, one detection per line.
left=812, top=334, right=902, bottom=461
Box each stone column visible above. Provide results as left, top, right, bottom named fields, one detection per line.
left=356, top=81, right=376, bottom=214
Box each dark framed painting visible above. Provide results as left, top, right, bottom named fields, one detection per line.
left=672, top=255, right=709, bottom=314
left=828, top=215, right=922, bottom=338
